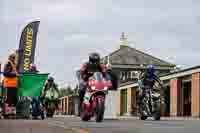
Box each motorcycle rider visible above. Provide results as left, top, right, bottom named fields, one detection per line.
left=137, top=65, right=164, bottom=111
left=78, top=52, right=108, bottom=115
left=41, top=76, right=59, bottom=109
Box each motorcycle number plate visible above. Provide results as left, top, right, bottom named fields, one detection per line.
left=84, top=92, right=91, bottom=104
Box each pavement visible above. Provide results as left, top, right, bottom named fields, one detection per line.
left=1, top=116, right=200, bottom=133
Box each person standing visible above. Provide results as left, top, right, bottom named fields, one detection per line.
left=3, top=52, right=18, bottom=107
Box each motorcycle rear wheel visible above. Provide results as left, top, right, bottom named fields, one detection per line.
left=153, top=101, right=161, bottom=121
left=80, top=103, right=90, bottom=121
left=139, top=99, right=149, bottom=121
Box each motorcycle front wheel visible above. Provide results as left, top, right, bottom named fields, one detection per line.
left=47, top=110, right=54, bottom=118
left=139, top=104, right=148, bottom=120
left=153, top=101, right=161, bottom=120
left=140, top=115, right=148, bottom=120
left=139, top=97, right=149, bottom=120
left=95, top=95, right=105, bottom=123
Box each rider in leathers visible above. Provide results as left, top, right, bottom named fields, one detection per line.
left=77, top=52, right=108, bottom=115
left=41, top=77, right=60, bottom=109
left=137, top=65, right=164, bottom=111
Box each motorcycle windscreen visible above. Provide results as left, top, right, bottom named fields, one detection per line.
left=93, top=72, right=104, bottom=81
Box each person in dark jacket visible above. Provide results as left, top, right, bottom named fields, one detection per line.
left=137, top=65, right=164, bottom=106
left=42, top=77, right=59, bottom=94
left=77, top=52, right=120, bottom=116
left=41, top=77, right=59, bottom=109
left=78, top=53, right=107, bottom=113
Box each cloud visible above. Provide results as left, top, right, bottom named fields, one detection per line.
left=1, top=0, right=200, bottom=86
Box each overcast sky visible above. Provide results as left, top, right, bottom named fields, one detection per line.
left=0, top=0, right=200, bottom=87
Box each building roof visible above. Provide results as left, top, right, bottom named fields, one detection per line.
left=160, top=65, right=200, bottom=80
left=160, top=65, right=200, bottom=77
left=119, top=81, right=137, bottom=87
left=103, top=45, right=175, bottom=68
left=118, top=65, right=200, bottom=90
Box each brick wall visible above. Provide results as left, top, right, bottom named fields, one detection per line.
left=127, top=88, right=132, bottom=114
left=127, top=87, right=137, bottom=115
left=191, top=73, right=200, bottom=117
left=170, top=78, right=182, bottom=116
left=116, top=90, right=121, bottom=116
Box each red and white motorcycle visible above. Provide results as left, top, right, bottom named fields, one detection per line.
left=80, top=72, right=112, bottom=122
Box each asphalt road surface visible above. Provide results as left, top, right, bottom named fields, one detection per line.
left=1, top=117, right=200, bottom=133
left=0, top=119, right=63, bottom=133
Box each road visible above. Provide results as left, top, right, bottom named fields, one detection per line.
left=0, top=119, right=63, bottom=133
left=1, top=116, right=200, bottom=133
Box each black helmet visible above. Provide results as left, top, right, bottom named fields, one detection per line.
left=48, top=76, right=54, bottom=82
left=89, top=52, right=100, bottom=64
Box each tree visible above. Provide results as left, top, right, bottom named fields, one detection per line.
left=59, top=85, right=73, bottom=97
left=59, top=84, right=79, bottom=97
left=72, top=85, right=79, bottom=95
left=66, top=85, right=73, bottom=94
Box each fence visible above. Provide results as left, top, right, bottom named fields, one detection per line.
left=59, top=95, right=79, bottom=115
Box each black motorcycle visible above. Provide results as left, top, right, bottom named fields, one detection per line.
left=138, top=87, right=161, bottom=120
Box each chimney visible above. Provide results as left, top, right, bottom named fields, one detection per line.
left=120, top=32, right=128, bottom=49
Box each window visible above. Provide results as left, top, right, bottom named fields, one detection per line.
left=131, top=71, right=138, bottom=79
left=127, top=71, right=131, bottom=80
left=120, top=71, right=126, bottom=81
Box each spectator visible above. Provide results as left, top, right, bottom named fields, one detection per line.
left=3, top=52, right=18, bottom=106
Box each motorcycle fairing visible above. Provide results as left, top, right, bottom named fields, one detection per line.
left=45, top=87, right=59, bottom=100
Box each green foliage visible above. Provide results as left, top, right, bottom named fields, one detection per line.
left=59, top=84, right=79, bottom=97
left=73, top=85, right=79, bottom=95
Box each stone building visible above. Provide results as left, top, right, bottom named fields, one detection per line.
left=101, top=33, right=176, bottom=117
